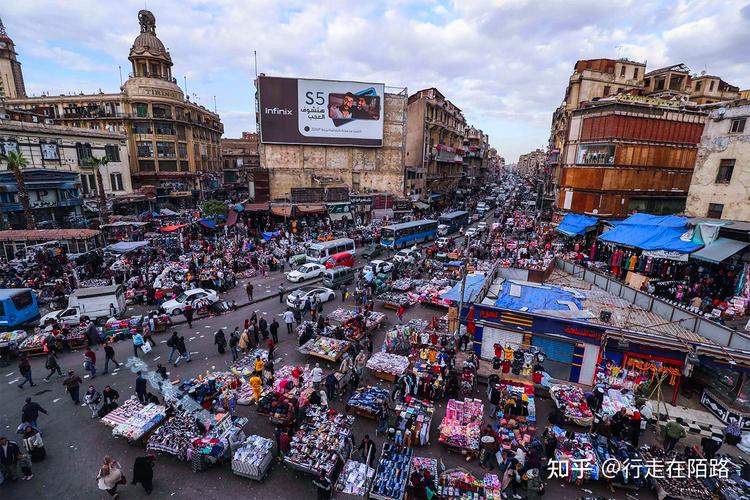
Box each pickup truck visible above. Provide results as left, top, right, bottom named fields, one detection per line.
left=40, top=285, right=125, bottom=326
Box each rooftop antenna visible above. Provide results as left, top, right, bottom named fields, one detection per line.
left=254, top=50, right=259, bottom=80
left=184, top=76, right=188, bottom=96
left=118, top=65, right=123, bottom=86
left=213, top=95, right=217, bottom=113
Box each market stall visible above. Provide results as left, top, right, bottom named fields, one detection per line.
left=550, top=383, right=594, bottom=426
left=0, top=330, right=27, bottom=358
left=335, top=459, right=375, bottom=498
left=346, top=386, right=390, bottom=419
left=409, top=456, right=438, bottom=491
left=190, top=413, right=247, bottom=472
left=438, top=468, right=502, bottom=500
left=640, top=445, right=713, bottom=500
left=554, top=430, right=600, bottom=483
left=369, top=443, right=413, bottom=500
left=438, top=399, right=483, bottom=458
left=299, top=336, right=352, bottom=362
left=366, top=352, right=410, bottom=383
left=146, top=407, right=212, bottom=460
left=110, top=401, right=167, bottom=444
left=392, top=397, right=434, bottom=447
left=231, top=435, right=274, bottom=481
left=284, top=405, right=354, bottom=479
left=497, top=380, right=536, bottom=421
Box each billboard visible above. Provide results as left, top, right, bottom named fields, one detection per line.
left=258, top=76, right=385, bottom=147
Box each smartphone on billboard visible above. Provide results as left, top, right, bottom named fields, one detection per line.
left=328, top=93, right=381, bottom=126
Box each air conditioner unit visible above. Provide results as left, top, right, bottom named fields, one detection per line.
left=599, top=310, right=612, bottom=323
left=44, top=118, right=54, bottom=125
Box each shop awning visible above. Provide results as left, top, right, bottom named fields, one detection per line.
left=413, top=202, right=430, bottom=210
left=598, top=213, right=702, bottom=253
left=244, top=202, right=270, bottom=212
left=556, top=213, right=598, bottom=237
left=271, top=206, right=292, bottom=217
left=262, top=231, right=281, bottom=241
left=441, top=274, right=486, bottom=303
left=159, top=224, right=188, bottom=232
left=296, top=204, right=326, bottom=215
left=691, top=238, right=750, bottom=264
left=199, top=218, right=217, bottom=229
left=105, top=241, right=150, bottom=253
left=160, top=208, right=178, bottom=216
left=226, top=210, right=239, bottom=227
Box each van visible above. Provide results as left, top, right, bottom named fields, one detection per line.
left=0, top=288, right=40, bottom=329
left=40, top=285, right=126, bottom=326
left=322, top=266, right=355, bottom=289
left=325, top=251, right=354, bottom=269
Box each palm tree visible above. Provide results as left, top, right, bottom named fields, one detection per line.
left=90, top=156, right=109, bottom=225
left=0, top=150, right=35, bottom=229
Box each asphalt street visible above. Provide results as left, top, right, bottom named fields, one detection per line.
left=0, top=218, right=659, bottom=500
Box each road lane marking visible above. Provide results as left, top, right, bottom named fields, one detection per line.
left=152, top=356, right=161, bottom=361
left=53, top=398, right=61, bottom=403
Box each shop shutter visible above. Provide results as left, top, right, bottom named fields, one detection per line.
left=532, top=335, right=575, bottom=363
left=480, top=326, right=524, bottom=360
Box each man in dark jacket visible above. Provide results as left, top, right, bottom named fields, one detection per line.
left=174, top=336, right=190, bottom=366
left=313, top=470, right=332, bottom=500
left=132, top=454, right=155, bottom=494
left=270, top=318, right=279, bottom=344
left=135, top=371, right=148, bottom=403
left=18, top=356, right=35, bottom=388
left=325, top=372, right=338, bottom=402
left=229, top=328, right=240, bottom=361
left=357, top=434, right=377, bottom=467
left=43, top=351, right=63, bottom=381
left=62, top=370, right=82, bottom=405
left=259, top=317, right=269, bottom=340
left=0, top=436, right=26, bottom=481
left=103, top=342, right=120, bottom=374
left=21, top=398, right=47, bottom=430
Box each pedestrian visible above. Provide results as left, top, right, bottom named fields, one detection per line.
left=246, top=282, right=254, bottom=301
left=0, top=436, right=33, bottom=482
left=270, top=318, right=279, bottom=344
left=132, top=454, right=155, bottom=495
left=84, top=385, right=102, bottom=419
left=239, top=328, right=250, bottom=353
left=155, top=365, right=168, bottom=381
left=397, top=304, right=405, bottom=324
left=311, top=362, right=323, bottom=390
left=525, top=468, right=544, bottom=500
left=357, top=434, right=377, bottom=467
left=313, top=470, right=332, bottom=500
left=365, top=335, right=374, bottom=355
left=132, top=331, right=145, bottom=358
left=249, top=373, right=262, bottom=403
left=18, top=355, right=35, bottom=389
left=103, top=342, right=120, bottom=374
left=84, top=346, right=97, bottom=378
left=341, top=285, right=348, bottom=302
left=43, top=351, right=63, bottom=381
left=278, top=284, right=286, bottom=304
left=22, top=425, right=46, bottom=463
left=135, top=370, right=148, bottom=404
left=102, top=385, right=120, bottom=414
left=97, top=455, right=125, bottom=499
left=21, top=398, right=47, bottom=431
left=278, top=429, right=291, bottom=461
left=174, top=335, right=190, bottom=365
left=628, top=411, right=642, bottom=447
left=63, top=370, right=82, bottom=405
left=293, top=307, right=303, bottom=326
left=663, top=418, right=686, bottom=452
left=501, top=461, right=522, bottom=499
left=229, top=328, right=240, bottom=361
left=283, top=308, right=295, bottom=335
left=166, top=331, right=179, bottom=363
left=259, top=316, right=269, bottom=340
left=325, top=372, right=338, bottom=402
left=142, top=323, right=156, bottom=348
left=214, top=328, right=227, bottom=354
left=701, top=436, right=723, bottom=460
left=184, top=303, right=194, bottom=329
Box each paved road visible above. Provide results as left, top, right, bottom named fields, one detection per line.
left=0, top=215, right=656, bottom=499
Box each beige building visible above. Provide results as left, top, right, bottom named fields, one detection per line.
left=0, top=18, right=25, bottom=99
left=643, top=64, right=740, bottom=104
left=463, top=126, right=490, bottom=187
left=686, top=101, right=750, bottom=220
left=405, top=88, right=466, bottom=200
left=2, top=10, right=222, bottom=199
left=517, top=149, right=546, bottom=178
left=261, top=90, right=407, bottom=201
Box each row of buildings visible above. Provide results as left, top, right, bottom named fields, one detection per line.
left=0, top=11, right=501, bottom=229
left=532, top=58, right=749, bottom=220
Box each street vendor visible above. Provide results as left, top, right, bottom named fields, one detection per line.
left=249, top=374, right=263, bottom=403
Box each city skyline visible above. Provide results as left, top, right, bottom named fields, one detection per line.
left=3, top=0, right=749, bottom=162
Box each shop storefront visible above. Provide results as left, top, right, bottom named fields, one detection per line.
left=693, top=358, right=750, bottom=430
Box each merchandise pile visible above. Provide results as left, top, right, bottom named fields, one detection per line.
left=346, top=386, right=390, bottom=417
left=439, top=399, right=483, bottom=452
left=335, top=459, right=375, bottom=496
left=550, top=384, right=593, bottom=426
left=112, top=402, right=167, bottom=441
left=299, top=336, right=351, bottom=361
left=0, top=330, right=27, bottom=348
left=285, top=405, right=354, bottom=478
left=600, top=388, right=636, bottom=418
left=100, top=397, right=144, bottom=428
left=393, top=397, right=434, bottom=447
left=640, top=446, right=712, bottom=499
left=409, top=456, right=438, bottom=490
left=146, top=408, right=202, bottom=460
left=438, top=468, right=502, bottom=500
left=554, top=432, right=600, bottom=482
left=366, top=352, right=410, bottom=377
left=369, top=443, right=413, bottom=500
left=231, top=435, right=274, bottom=480
left=497, top=381, right=536, bottom=420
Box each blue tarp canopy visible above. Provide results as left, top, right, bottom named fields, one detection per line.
left=598, top=214, right=702, bottom=253
left=199, top=218, right=217, bottom=229
left=441, top=274, right=485, bottom=303
left=556, top=214, right=598, bottom=237
left=105, top=241, right=150, bottom=253
left=261, top=231, right=280, bottom=241
left=494, top=281, right=582, bottom=311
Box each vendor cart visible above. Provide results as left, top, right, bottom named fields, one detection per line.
left=231, top=435, right=274, bottom=481
left=335, top=459, right=375, bottom=499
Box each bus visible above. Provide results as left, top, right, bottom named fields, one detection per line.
left=306, top=238, right=356, bottom=264
left=437, top=211, right=469, bottom=236
left=0, top=288, right=40, bottom=329
left=380, top=219, right=438, bottom=249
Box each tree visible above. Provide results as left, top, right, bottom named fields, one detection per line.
left=89, top=156, right=109, bottom=225
left=0, top=150, right=35, bottom=229
left=201, top=199, right=227, bottom=217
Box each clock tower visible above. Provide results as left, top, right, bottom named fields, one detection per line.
left=0, top=17, right=27, bottom=98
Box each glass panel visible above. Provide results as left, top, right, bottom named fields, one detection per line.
left=576, top=144, right=615, bottom=165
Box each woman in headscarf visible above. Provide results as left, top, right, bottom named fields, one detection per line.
left=97, top=455, right=124, bottom=499
left=22, top=425, right=46, bottom=462
left=132, top=454, right=155, bottom=494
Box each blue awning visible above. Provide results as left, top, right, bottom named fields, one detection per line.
left=556, top=214, right=598, bottom=237
left=199, top=218, right=217, bottom=229
left=105, top=241, right=150, bottom=253
left=430, top=193, right=442, bottom=200
left=598, top=214, right=702, bottom=253
left=441, top=274, right=485, bottom=303
left=494, top=281, right=582, bottom=311
left=261, top=231, right=280, bottom=241
left=691, top=238, right=749, bottom=264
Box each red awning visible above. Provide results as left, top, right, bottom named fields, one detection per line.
left=226, top=210, right=239, bottom=227
left=159, top=224, right=188, bottom=232
left=271, top=206, right=292, bottom=217
left=244, top=202, right=270, bottom=212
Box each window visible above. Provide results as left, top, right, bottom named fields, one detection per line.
left=138, top=159, right=155, bottom=172
left=633, top=68, right=639, bottom=79
left=10, top=290, right=33, bottom=311
left=620, top=66, right=626, bottom=77
left=707, top=203, right=724, bottom=219
left=709, top=80, right=715, bottom=91
left=156, top=141, right=176, bottom=158
left=576, top=144, right=615, bottom=165
left=695, top=81, right=703, bottom=92
left=176, top=125, right=186, bottom=140
left=40, top=142, right=59, bottom=160
left=76, top=143, right=93, bottom=165
left=104, top=144, right=120, bottom=162
left=603, top=86, right=611, bottom=97
left=136, top=141, right=154, bottom=158
left=716, top=159, right=735, bottom=184
left=154, top=122, right=175, bottom=135
left=80, top=173, right=97, bottom=194
left=159, top=160, right=177, bottom=172
left=133, top=122, right=152, bottom=134
left=0, top=140, right=19, bottom=155
left=730, top=118, right=746, bottom=134
left=178, top=142, right=188, bottom=158
left=110, top=173, right=124, bottom=191
left=134, top=103, right=148, bottom=118
left=152, top=105, right=171, bottom=119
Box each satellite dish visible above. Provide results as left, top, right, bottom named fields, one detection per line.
left=592, top=209, right=599, bottom=215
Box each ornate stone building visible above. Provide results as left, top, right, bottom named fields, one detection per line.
left=3, top=10, right=223, bottom=202
left=0, top=18, right=26, bottom=99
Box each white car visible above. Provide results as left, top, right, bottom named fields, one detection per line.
left=365, top=260, right=393, bottom=275
left=465, top=227, right=479, bottom=239
left=162, top=288, right=219, bottom=316
left=436, top=237, right=451, bottom=249
left=286, top=286, right=336, bottom=309
left=477, top=222, right=488, bottom=232
left=393, top=248, right=420, bottom=264
left=285, top=263, right=325, bottom=283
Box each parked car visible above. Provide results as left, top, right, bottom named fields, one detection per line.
left=285, top=286, right=336, bottom=309
left=436, top=237, right=451, bottom=249
left=361, top=244, right=383, bottom=260
left=162, top=288, right=219, bottom=316
left=364, top=260, right=393, bottom=275
left=477, top=221, right=488, bottom=233
left=393, top=248, right=420, bottom=265
left=325, top=251, right=354, bottom=269
left=285, top=263, right=326, bottom=283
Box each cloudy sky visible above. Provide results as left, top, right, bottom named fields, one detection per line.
left=3, top=0, right=749, bottom=162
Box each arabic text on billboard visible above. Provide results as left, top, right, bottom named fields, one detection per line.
left=258, top=76, right=385, bottom=147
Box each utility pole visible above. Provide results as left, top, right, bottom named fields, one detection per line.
left=455, top=232, right=471, bottom=338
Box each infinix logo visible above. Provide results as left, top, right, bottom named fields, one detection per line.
left=265, top=107, right=293, bottom=115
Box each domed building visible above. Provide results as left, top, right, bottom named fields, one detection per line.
left=4, top=10, right=223, bottom=207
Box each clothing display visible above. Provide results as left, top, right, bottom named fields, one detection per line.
left=409, top=456, right=438, bottom=490
left=100, top=397, right=145, bottom=428
left=392, top=397, right=433, bottom=447
left=439, top=399, right=483, bottom=452
left=497, top=381, right=536, bottom=420
left=366, top=352, right=410, bottom=378
left=335, top=459, right=375, bottom=497
left=554, top=432, right=599, bottom=482
left=369, top=443, right=413, bottom=500
left=285, top=405, right=354, bottom=479
left=346, top=386, right=390, bottom=417
left=231, top=435, right=274, bottom=481
left=298, top=336, right=352, bottom=361
left=550, top=384, right=593, bottom=426
left=111, top=403, right=167, bottom=441
left=438, top=468, right=502, bottom=500
left=146, top=408, right=203, bottom=460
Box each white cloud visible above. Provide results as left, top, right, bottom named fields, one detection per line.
left=2, top=0, right=749, bottom=162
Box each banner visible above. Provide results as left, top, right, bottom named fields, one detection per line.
left=258, top=76, right=385, bottom=147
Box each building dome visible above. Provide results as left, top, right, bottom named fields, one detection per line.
left=129, top=10, right=172, bottom=65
